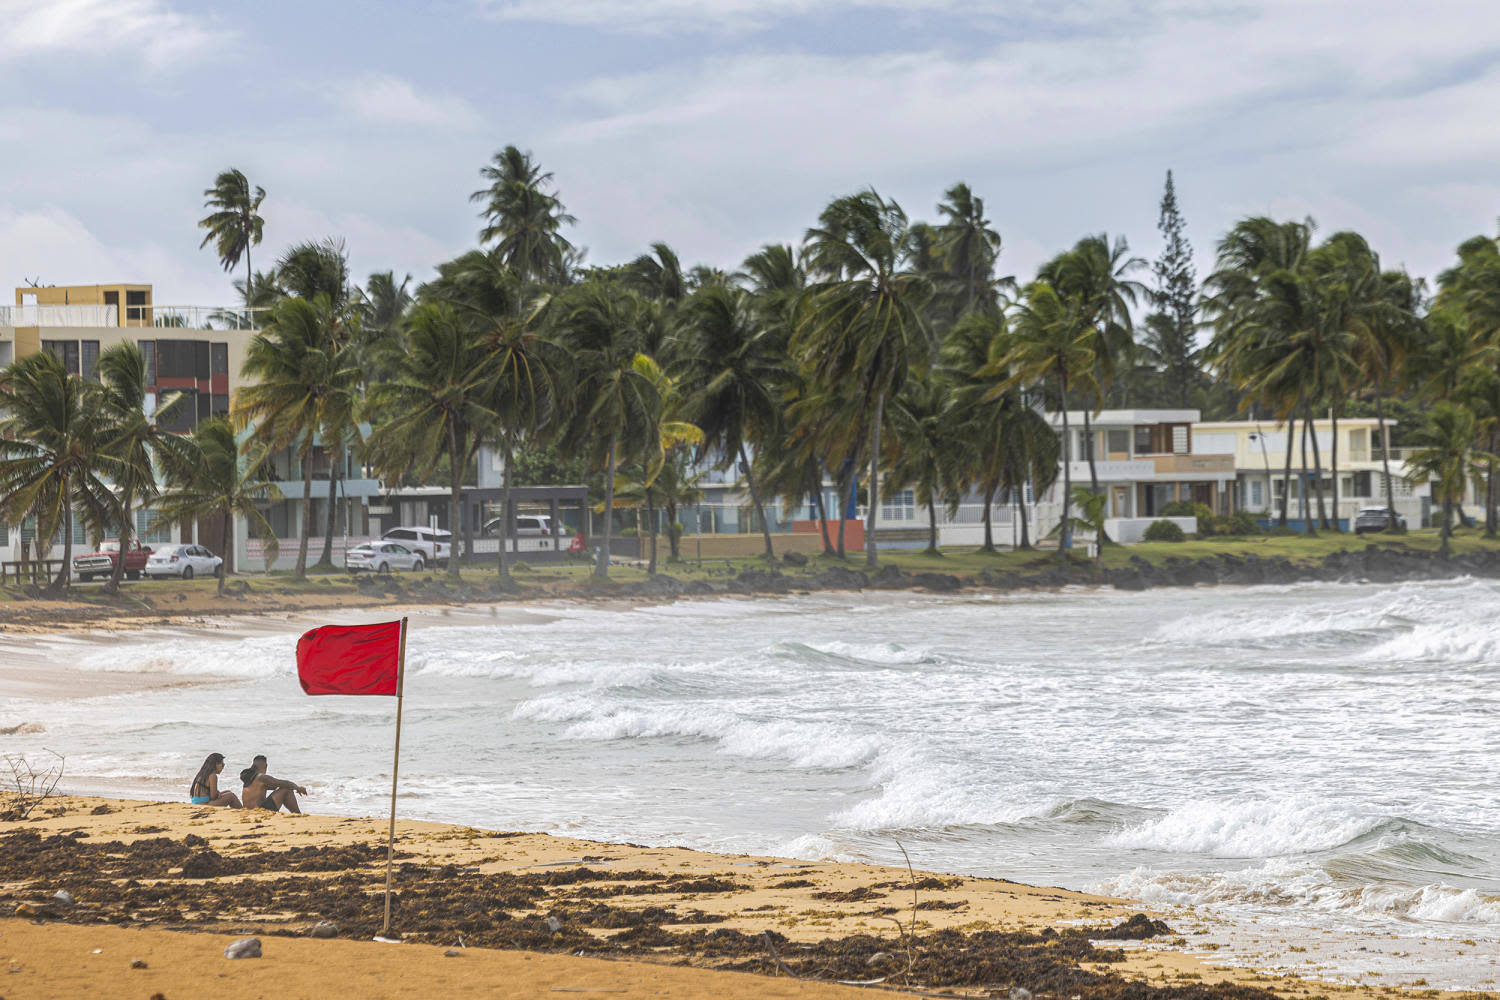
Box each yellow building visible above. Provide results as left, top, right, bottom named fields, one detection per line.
left=1, top=283, right=259, bottom=425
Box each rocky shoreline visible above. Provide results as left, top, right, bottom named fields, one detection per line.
left=555, top=544, right=1500, bottom=600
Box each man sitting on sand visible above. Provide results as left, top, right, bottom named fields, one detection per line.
left=239, top=754, right=308, bottom=814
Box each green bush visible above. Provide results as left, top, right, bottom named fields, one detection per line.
left=1144, top=519, right=1187, bottom=542
left=1160, top=500, right=1217, bottom=535
left=511, top=560, right=533, bottom=573
left=1159, top=499, right=1196, bottom=517
left=1223, top=510, right=1262, bottom=535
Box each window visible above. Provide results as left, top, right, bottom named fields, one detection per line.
left=125, top=290, right=148, bottom=323
left=1107, top=429, right=1129, bottom=455
left=142, top=341, right=156, bottom=384
left=880, top=489, right=916, bottom=521
left=212, top=394, right=229, bottom=417
left=1134, top=426, right=1152, bottom=454
left=0, top=521, right=7, bottom=547
left=42, top=340, right=80, bottom=374
left=161, top=390, right=197, bottom=432
left=195, top=341, right=211, bottom=379
left=1172, top=425, right=1188, bottom=455
left=136, top=509, right=172, bottom=544
left=80, top=340, right=100, bottom=380
left=211, top=342, right=228, bottom=375
left=1353, top=471, right=1372, bottom=497
left=1250, top=480, right=1264, bottom=507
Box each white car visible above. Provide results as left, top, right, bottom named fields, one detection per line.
left=381, top=526, right=451, bottom=566
left=144, top=543, right=223, bottom=580
left=346, top=541, right=425, bottom=574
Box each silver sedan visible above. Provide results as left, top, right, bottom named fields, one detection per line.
left=346, top=541, right=425, bottom=574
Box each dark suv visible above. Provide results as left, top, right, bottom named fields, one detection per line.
left=1354, top=507, right=1406, bottom=534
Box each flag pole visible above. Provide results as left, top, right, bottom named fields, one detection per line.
left=380, top=616, right=408, bottom=937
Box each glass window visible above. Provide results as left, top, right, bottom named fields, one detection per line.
left=1134, top=426, right=1152, bottom=454
left=1172, top=425, right=1189, bottom=455
left=880, top=489, right=916, bottom=521
left=81, top=341, right=100, bottom=380
left=1250, top=480, right=1264, bottom=507
left=136, top=509, right=172, bottom=545
left=0, top=521, right=7, bottom=547
left=211, top=342, right=228, bottom=375
left=142, top=341, right=156, bottom=384
left=1107, top=429, right=1129, bottom=454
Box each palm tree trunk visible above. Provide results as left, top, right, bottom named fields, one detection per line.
left=1376, top=389, right=1398, bottom=531
left=597, top=432, right=617, bottom=578
left=926, top=496, right=938, bottom=553
left=981, top=483, right=995, bottom=553
left=1280, top=408, right=1296, bottom=528
left=1297, top=409, right=1310, bottom=532
left=666, top=495, right=681, bottom=562
left=1330, top=406, right=1341, bottom=531
left=108, top=480, right=133, bottom=594
left=50, top=486, right=73, bottom=594
left=836, top=466, right=849, bottom=558
left=296, top=432, right=315, bottom=578
left=218, top=499, right=231, bottom=596
left=316, top=440, right=341, bottom=568
left=811, top=467, right=833, bottom=557
left=1015, top=487, right=1030, bottom=550
left=865, top=392, right=884, bottom=569
left=1083, top=405, right=1100, bottom=494
left=1440, top=498, right=1453, bottom=558
left=1486, top=451, right=1497, bottom=538
left=1058, top=384, right=1073, bottom=556
left=498, top=432, right=514, bottom=579
left=739, top=443, right=775, bottom=562
left=645, top=473, right=658, bottom=575
left=446, top=423, right=464, bottom=579
left=1307, top=402, right=1329, bottom=530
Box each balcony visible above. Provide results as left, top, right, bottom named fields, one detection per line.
left=0, top=304, right=268, bottom=330
left=1150, top=453, right=1236, bottom=475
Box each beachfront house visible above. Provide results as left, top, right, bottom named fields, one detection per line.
left=0, top=284, right=267, bottom=579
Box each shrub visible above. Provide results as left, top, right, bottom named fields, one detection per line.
left=1144, top=519, right=1187, bottom=542
left=1159, top=499, right=1196, bottom=517
left=511, top=561, right=533, bottom=573
left=1223, top=510, right=1262, bottom=535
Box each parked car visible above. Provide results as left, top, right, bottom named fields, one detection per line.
left=346, top=541, right=425, bottom=574
left=381, top=526, right=452, bottom=566
left=482, top=514, right=571, bottom=551
left=1354, top=507, right=1407, bottom=534
left=144, top=544, right=223, bottom=580
left=73, top=539, right=152, bottom=582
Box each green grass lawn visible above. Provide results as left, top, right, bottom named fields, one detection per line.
left=5, top=527, right=1497, bottom=606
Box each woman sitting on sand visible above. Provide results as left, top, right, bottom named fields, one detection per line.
left=189, top=753, right=241, bottom=808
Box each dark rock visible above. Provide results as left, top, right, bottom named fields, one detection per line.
left=869, top=564, right=906, bottom=589
left=309, top=920, right=338, bottom=939
left=682, top=580, right=714, bottom=595
left=1108, top=568, right=1147, bottom=591
left=444, top=947, right=463, bottom=957
left=1098, top=913, right=1174, bottom=939
left=131, top=958, right=148, bottom=969
left=910, top=572, right=962, bottom=592
left=736, top=569, right=789, bottom=592
left=813, top=567, right=867, bottom=590
left=224, top=936, right=262, bottom=959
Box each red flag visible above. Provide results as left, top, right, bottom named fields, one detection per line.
left=296, top=621, right=403, bottom=696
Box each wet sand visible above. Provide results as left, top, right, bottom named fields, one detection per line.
left=0, top=796, right=1466, bottom=1000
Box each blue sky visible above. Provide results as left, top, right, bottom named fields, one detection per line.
left=3, top=0, right=1498, bottom=306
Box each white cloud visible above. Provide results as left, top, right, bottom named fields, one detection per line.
left=330, top=74, right=485, bottom=131
left=477, top=0, right=951, bottom=33
left=0, top=0, right=226, bottom=70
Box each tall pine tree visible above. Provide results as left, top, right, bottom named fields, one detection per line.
left=1143, top=170, right=1199, bottom=408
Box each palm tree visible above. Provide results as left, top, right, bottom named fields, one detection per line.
left=1202, top=217, right=1316, bottom=528
left=198, top=168, right=265, bottom=296
left=471, top=146, right=576, bottom=287
left=625, top=354, right=703, bottom=574
left=995, top=281, right=1096, bottom=555
left=95, top=343, right=189, bottom=592
left=155, top=418, right=283, bottom=596
left=0, top=352, right=118, bottom=593
left=1068, top=487, right=1108, bottom=567
left=886, top=371, right=963, bottom=554
left=1404, top=402, right=1486, bottom=558
left=234, top=296, right=359, bottom=578
left=366, top=304, right=498, bottom=578
left=797, top=189, right=933, bottom=568
left=550, top=280, right=660, bottom=577
left=674, top=284, right=787, bottom=561
left=625, top=243, right=688, bottom=305
left=935, top=182, right=1005, bottom=316
left=1040, top=234, right=1146, bottom=503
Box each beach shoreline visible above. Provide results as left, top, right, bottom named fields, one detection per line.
left=0, top=795, right=1464, bottom=1000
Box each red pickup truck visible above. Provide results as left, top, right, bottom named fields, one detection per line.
left=73, top=539, right=153, bottom=582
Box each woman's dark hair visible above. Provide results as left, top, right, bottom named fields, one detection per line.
left=191, top=753, right=224, bottom=795
left=239, top=765, right=259, bottom=786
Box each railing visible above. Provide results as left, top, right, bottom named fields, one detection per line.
left=0, top=304, right=117, bottom=326
left=0, top=303, right=268, bottom=330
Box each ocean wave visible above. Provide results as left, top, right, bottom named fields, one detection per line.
left=1096, top=860, right=1500, bottom=928
left=512, top=694, right=885, bottom=770
left=1355, top=620, right=1500, bottom=665
left=1102, top=797, right=1389, bottom=857
left=781, top=639, right=941, bottom=667
left=831, top=760, right=1057, bottom=830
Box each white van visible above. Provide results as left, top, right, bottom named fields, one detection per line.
left=483, top=514, right=570, bottom=552
left=381, top=526, right=452, bottom=566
